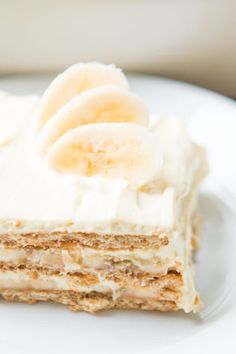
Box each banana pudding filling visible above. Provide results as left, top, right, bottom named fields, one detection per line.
left=0, top=63, right=208, bottom=313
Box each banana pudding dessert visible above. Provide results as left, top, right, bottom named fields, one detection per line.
left=0, top=63, right=207, bottom=313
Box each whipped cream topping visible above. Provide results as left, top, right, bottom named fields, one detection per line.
left=0, top=91, right=206, bottom=235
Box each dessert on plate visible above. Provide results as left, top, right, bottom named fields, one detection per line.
left=0, top=63, right=207, bottom=313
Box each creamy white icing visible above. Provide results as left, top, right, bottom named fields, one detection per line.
left=0, top=92, right=205, bottom=235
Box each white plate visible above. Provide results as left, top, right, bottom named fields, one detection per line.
left=0, top=74, right=236, bottom=354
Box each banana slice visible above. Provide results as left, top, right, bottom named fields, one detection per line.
left=37, top=86, right=149, bottom=157
left=36, top=62, right=129, bottom=131
left=45, top=123, right=162, bottom=187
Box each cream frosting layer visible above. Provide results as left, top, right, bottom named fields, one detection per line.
left=0, top=92, right=205, bottom=235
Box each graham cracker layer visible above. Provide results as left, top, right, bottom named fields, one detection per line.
left=0, top=231, right=169, bottom=250
left=0, top=289, right=178, bottom=313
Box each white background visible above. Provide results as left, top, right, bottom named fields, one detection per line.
left=0, top=0, right=236, bottom=96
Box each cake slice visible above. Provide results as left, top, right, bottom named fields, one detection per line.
left=0, top=63, right=207, bottom=313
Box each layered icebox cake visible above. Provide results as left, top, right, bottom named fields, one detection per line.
left=0, top=63, right=207, bottom=313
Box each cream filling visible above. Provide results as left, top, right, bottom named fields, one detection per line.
left=0, top=270, right=118, bottom=294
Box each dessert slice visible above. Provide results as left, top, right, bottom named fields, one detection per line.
left=0, top=63, right=207, bottom=313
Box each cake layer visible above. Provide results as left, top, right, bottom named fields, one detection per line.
left=0, top=82, right=207, bottom=315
